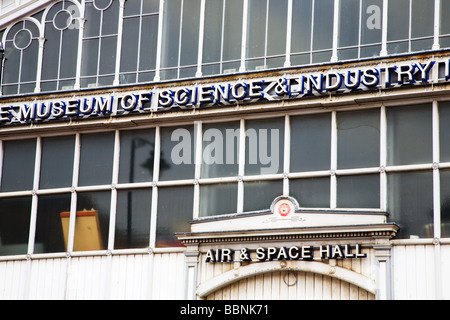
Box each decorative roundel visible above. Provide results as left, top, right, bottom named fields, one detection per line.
left=13, top=29, right=32, bottom=50
left=94, top=0, right=113, bottom=11
left=53, top=10, right=73, bottom=30
left=278, top=203, right=291, bottom=217
left=273, top=198, right=296, bottom=218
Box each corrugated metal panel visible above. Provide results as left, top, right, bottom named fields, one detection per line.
left=0, top=253, right=186, bottom=300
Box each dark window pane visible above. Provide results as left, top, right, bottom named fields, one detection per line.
left=40, top=136, right=75, bottom=189
left=202, top=122, right=239, bottom=178
left=222, top=0, right=243, bottom=62
left=247, top=0, right=267, bottom=59
left=245, top=118, right=284, bottom=175
left=199, top=183, right=238, bottom=217
left=291, top=113, right=331, bottom=172
left=386, top=104, right=432, bottom=166
left=387, top=0, right=409, bottom=42
left=161, top=0, right=181, bottom=69
left=35, top=194, right=71, bottom=254
left=119, top=129, right=155, bottom=184
left=290, top=177, right=330, bottom=208
left=75, top=191, right=111, bottom=251
left=292, top=0, right=312, bottom=54
left=203, top=0, right=223, bottom=64
left=114, top=189, right=152, bottom=249
left=0, top=197, right=32, bottom=256
left=361, top=0, right=383, bottom=45
left=79, top=132, right=115, bottom=186
left=339, top=0, right=360, bottom=48
left=440, top=169, right=450, bottom=238
left=139, top=14, right=159, bottom=71
left=1, top=139, right=36, bottom=192
left=180, top=0, right=201, bottom=67
left=156, top=186, right=193, bottom=248
left=159, top=126, right=195, bottom=181
left=267, top=0, right=287, bottom=57
left=244, top=180, right=283, bottom=212
left=387, top=171, right=433, bottom=239
left=313, top=0, right=334, bottom=51
left=337, top=174, right=380, bottom=209
left=439, top=101, right=450, bottom=162
left=337, top=109, right=380, bottom=169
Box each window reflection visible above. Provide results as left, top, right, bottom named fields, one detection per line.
left=114, top=189, right=152, bottom=249
left=290, top=177, right=330, bottom=208
left=199, top=183, right=238, bottom=217
left=74, top=191, right=111, bottom=251
left=35, top=194, right=71, bottom=254
left=0, top=197, right=32, bottom=256
left=387, top=171, right=433, bottom=239
left=156, top=186, right=193, bottom=248
left=337, top=174, right=380, bottom=209
left=119, top=129, right=155, bottom=184
left=1, top=139, right=36, bottom=192
left=40, top=135, right=75, bottom=189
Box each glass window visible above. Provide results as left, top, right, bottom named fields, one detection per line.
left=0, top=197, right=32, bottom=256
left=201, top=122, right=240, bottom=179
left=291, top=0, right=312, bottom=66
left=156, top=185, right=193, bottom=247
left=440, top=0, right=450, bottom=48
left=290, top=113, right=331, bottom=172
left=41, top=0, right=80, bottom=92
left=337, top=174, right=380, bottom=209
left=75, top=191, right=111, bottom=251
left=81, top=0, right=119, bottom=88
left=78, top=132, right=115, bottom=186
left=290, top=177, right=330, bottom=208
left=120, top=0, right=159, bottom=84
left=2, top=19, right=40, bottom=95
left=159, top=126, right=195, bottom=181
left=439, top=101, right=450, bottom=162
left=40, top=135, right=75, bottom=189
left=246, top=0, right=287, bottom=71
left=118, top=129, right=155, bottom=184
left=202, top=0, right=243, bottom=76
left=410, top=0, right=434, bottom=52
left=244, top=180, right=283, bottom=212
left=199, top=183, right=238, bottom=217
left=35, top=194, right=71, bottom=254
left=114, top=188, right=152, bottom=249
left=440, top=169, right=450, bottom=238
left=387, top=171, right=433, bottom=239
left=337, top=109, right=380, bottom=169
left=386, top=104, right=432, bottom=166
left=160, top=0, right=201, bottom=80
left=1, top=139, right=36, bottom=192
left=245, top=118, right=284, bottom=176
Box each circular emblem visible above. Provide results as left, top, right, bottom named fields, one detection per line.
left=278, top=203, right=291, bottom=217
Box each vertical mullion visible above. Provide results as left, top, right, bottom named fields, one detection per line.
left=331, top=0, right=340, bottom=62
left=220, top=0, right=226, bottom=73
left=237, top=119, right=246, bottom=213
left=310, top=0, right=315, bottom=64
left=264, top=0, right=269, bottom=68
left=154, top=0, right=164, bottom=81
left=74, top=3, right=85, bottom=90
left=196, top=0, right=206, bottom=77
left=113, top=0, right=125, bottom=86
left=193, top=121, right=202, bottom=219
left=330, top=111, right=337, bottom=209
left=380, top=0, right=388, bottom=56
left=358, top=0, right=362, bottom=58
left=408, top=0, right=412, bottom=52
left=283, top=115, right=290, bottom=196
left=285, top=0, right=292, bottom=68
left=108, top=130, right=120, bottom=250
left=433, top=100, right=441, bottom=238
left=380, top=105, right=387, bottom=211
left=68, top=133, right=81, bottom=253
left=433, top=0, right=441, bottom=50
left=177, top=0, right=184, bottom=78
left=28, top=137, right=41, bottom=255
left=240, top=0, right=249, bottom=72
left=149, top=126, right=161, bottom=248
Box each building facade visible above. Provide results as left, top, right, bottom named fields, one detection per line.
left=0, top=0, right=449, bottom=300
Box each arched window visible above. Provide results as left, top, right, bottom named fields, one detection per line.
left=81, top=0, right=120, bottom=88
left=2, top=18, right=41, bottom=95
left=41, top=0, right=82, bottom=92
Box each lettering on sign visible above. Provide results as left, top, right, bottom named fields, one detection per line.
left=204, top=244, right=367, bottom=263
left=1, top=59, right=447, bottom=126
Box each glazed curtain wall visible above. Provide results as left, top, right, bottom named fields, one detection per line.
left=0, top=0, right=448, bottom=95
left=1, top=102, right=450, bottom=256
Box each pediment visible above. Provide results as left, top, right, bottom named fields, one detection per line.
left=176, top=196, right=399, bottom=245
